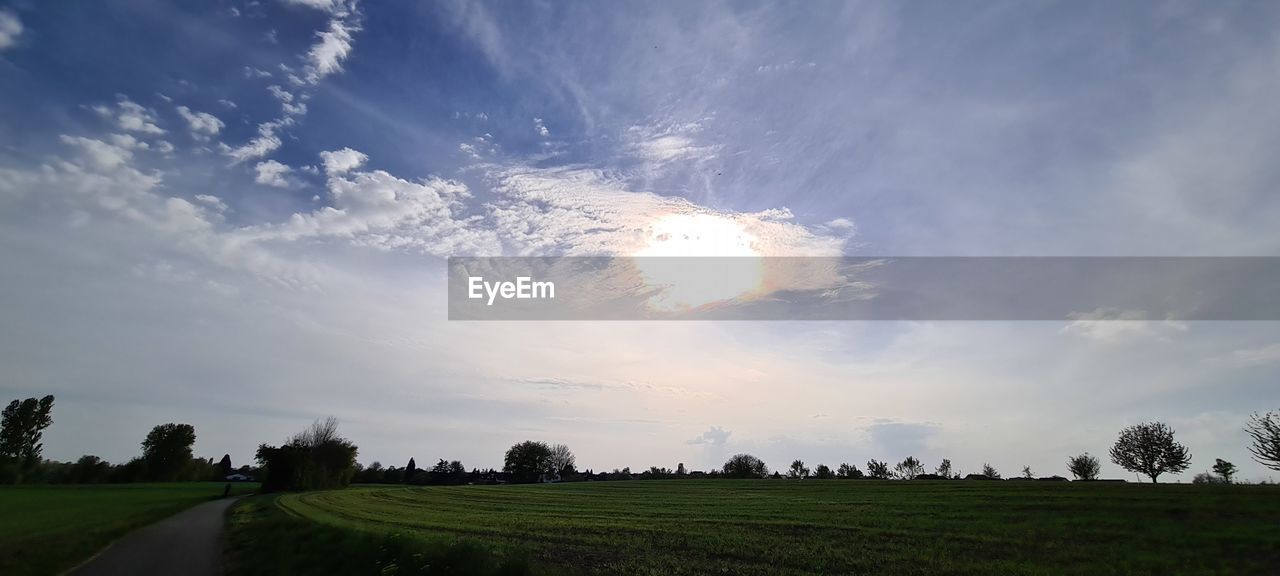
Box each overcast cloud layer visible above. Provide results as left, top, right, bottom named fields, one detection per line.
left=1, top=0, right=1279, bottom=481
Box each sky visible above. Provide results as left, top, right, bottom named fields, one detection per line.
left=1, top=0, right=1279, bottom=481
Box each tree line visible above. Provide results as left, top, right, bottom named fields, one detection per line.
left=4, top=394, right=1280, bottom=488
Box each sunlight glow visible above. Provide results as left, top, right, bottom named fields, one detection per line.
left=634, top=213, right=764, bottom=309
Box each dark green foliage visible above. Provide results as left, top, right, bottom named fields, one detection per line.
left=503, top=441, right=554, bottom=483
left=217, top=454, right=234, bottom=478
left=1109, top=421, right=1191, bottom=483
left=141, top=423, right=197, bottom=481
left=893, top=456, right=924, bottom=480
left=866, top=459, right=890, bottom=479
left=1212, top=458, right=1237, bottom=483
left=224, top=496, right=534, bottom=576
left=405, top=457, right=417, bottom=484
left=0, top=395, right=55, bottom=482
left=1067, top=453, right=1101, bottom=480
left=722, top=453, right=768, bottom=478
left=812, top=464, right=834, bottom=479
left=787, top=459, right=809, bottom=479
left=256, top=417, right=358, bottom=492
left=837, top=462, right=863, bottom=479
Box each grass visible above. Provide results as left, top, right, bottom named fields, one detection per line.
left=0, top=482, right=257, bottom=576
left=272, top=480, right=1280, bottom=575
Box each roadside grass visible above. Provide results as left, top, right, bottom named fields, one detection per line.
left=275, top=480, right=1280, bottom=575
left=0, top=482, right=256, bottom=576
left=223, top=494, right=536, bottom=576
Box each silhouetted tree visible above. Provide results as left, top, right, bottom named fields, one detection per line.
left=935, top=459, right=953, bottom=479
left=256, top=417, right=358, bottom=492
left=1109, top=421, right=1191, bottom=483
left=405, top=458, right=417, bottom=484
left=788, top=459, right=809, bottom=479
left=0, top=395, right=55, bottom=481
left=866, top=459, right=890, bottom=479
left=676, top=463, right=688, bottom=476
left=837, top=462, right=863, bottom=479
left=1212, top=459, right=1237, bottom=483
left=813, top=464, right=834, bottom=479
left=1245, top=411, right=1280, bottom=471
left=216, top=454, right=233, bottom=479
left=1021, top=465, right=1034, bottom=479
left=722, top=453, right=768, bottom=478
left=1066, top=453, right=1101, bottom=480
left=142, top=423, right=196, bottom=481
left=893, top=456, right=924, bottom=480
left=70, top=455, right=112, bottom=484
left=981, top=463, right=1001, bottom=479
left=549, top=443, right=576, bottom=475
left=504, top=440, right=554, bottom=483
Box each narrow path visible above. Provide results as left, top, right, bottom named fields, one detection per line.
left=69, top=496, right=242, bottom=576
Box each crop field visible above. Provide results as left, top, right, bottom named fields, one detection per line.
left=277, top=480, right=1280, bottom=575
left=0, top=482, right=256, bottom=576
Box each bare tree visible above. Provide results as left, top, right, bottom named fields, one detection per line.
left=1245, top=411, right=1280, bottom=471
left=935, top=458, right=952, bottom=479
left=1109, top=421, right=1191, bottom=483
left=1066, top=453, right=1101, bottom=480
left=893, top=456, right=924, bottom=480
left=788, top=459, right=810, bottom=479
left=549, top=443, right=576, bottom=475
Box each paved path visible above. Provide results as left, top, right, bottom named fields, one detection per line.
left=70, top=497, right=241, bottom=576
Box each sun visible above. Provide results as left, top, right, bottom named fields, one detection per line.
left=633, top=213, right=765, bottom=309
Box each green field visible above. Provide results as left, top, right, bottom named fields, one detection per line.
left=269, top=480, right=1280, bottom=575
left=0, top=482, right=256, bottom=576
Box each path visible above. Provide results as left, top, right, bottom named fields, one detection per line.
left=70, top=496, right=241, bottom=576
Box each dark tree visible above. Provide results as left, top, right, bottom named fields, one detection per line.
left=405, top=458, right=417, bottom=484
left=142, top=423, right=196, bottom=481
left=935, top=459, right=953, bottom=479
left=549, top=443, right=576, bottom=476
left=1109, top=421, right=1191, bottom=483
left=1066, top=453, right=1101, bottom=480
left=676, top=463, right=688, bottom=476
left=217, top=454, right=233, bottom=479
left=70, top=455, right=112, bottom=484
left=504, top=440, right=554, bottom=483
left=1245, top=411, right=1280, bottom=471
left=812, top=464, right=834, bottom=479
left=1212, top=459, right=1237, bottom=483
left=0, top=395, right=55, bottom=477
left=1021, top=465, right=1034, bottom=479
left=256, top=417, right=358, bottom=492
left=722, top=453, right=768, bottom=478
left=837, top=462, right=863, bottom=479
left=893, top=456, right=924, bottom=480
left=981, top=463, right=1001, bottom=479
left=787, top=459, right=809, bottom=479
left=866, top=459, right=890, bottom=479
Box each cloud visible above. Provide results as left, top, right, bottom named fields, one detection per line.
left=254, top=160, right=293, bottom=188
left=533, top=117, right=549, bottom=137
left=225, top=119, right=290, bottom=164
left=93, top=98, right=165, bottom=135
left=1227, top=343, right=1280, bottom=368
left=302, top=8, right=360, bottom=84
left=319, top=147, right=367, bottom=175
left=0, top=10, right=21, bottom=52
left=687, top=426, right=731, bottom=446
left=1060, top=308, right=1190, bottom=343
left=175, top=106, right=225, bottom=141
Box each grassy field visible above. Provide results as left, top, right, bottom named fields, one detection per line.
left=272, top=479, right=1280, bottom=575
left=0, top=482, right=256, bottom=576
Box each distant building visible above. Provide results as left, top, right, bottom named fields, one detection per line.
left=225, top=473, right=255, bottom=482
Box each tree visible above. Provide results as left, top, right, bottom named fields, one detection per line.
left=549, top=443, right=576, bottom=475
left=893, top=456, right=924, bottom=480
left=70, top=455, right=112, bottom=484
left=981, top=463, right=1001, bottom=479
left=405, top=457, right=417, bottom=484
left=1109, top=421, right=1191, bottom=483
left=676, top=463, right=688, bottom=476
left=0, top=395, right=55, bottom=478
left=837, top=462, right=863, bottom=479
left=935, top=458, right=953, bottom=479
left=256, top=417, right=359, bottom=492
left=504, top=440, right=554, bottom=483
left=1066, top=453, right=1101, bottom=480
left=788, top=459, right=810, bottom=479
left=1021, top=465, right=1034, bottom=479
left=142, top=423, right=196, bottom=481
left=216, top=454, right=233, bottom=479
left=813, top=464, right=834, bottom=479
left=722, top=453, right=768, bottom=479
left=866, top=459, right=890, bottom=479
left=1245, top=411, right=1280, bottom=471
left=1212, top=459, right=1237, bottom=483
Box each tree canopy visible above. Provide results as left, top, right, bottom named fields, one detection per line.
left=1109, top=421, right=1191, bottom=483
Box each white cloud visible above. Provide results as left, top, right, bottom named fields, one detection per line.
left=1227, top=343, right=1280, bottom=368
left=175, top=106, right=225, bottom=141
left=303, top=13, right=359, bottom=84
left=58, top=135, right=134, bottom=171
left=94, top=98, right=165, bottom=135
left=218, top=99, right=238, bottom=109
left=254, top=160, right=293, bottom=188
left=533, top=117, right=549, bottom=137
left=243, top=66, right=273, bottom=79
left=319, top=147, right=367, bottom=175
left=225, top=119, right=290, bottom=164
left=0, top=10, right=21, bottom=52
left=687, top=426, right=731, bottom=446
left=1060, top=308, right=1190, bottom=343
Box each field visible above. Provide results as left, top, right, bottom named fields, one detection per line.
left=0, top=482, right=257, bottom=576
left=269, top=480, right=1280, bottom=575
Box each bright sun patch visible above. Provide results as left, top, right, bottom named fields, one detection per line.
left=634, top=213, right=764, bottom=309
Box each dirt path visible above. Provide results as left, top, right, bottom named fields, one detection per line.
left=69, top=496, right=241, bottom=576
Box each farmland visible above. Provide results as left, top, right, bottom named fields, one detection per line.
left=0, top=482, right=256, bottom=576
left=263, top=479, right=1280, bottom=575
